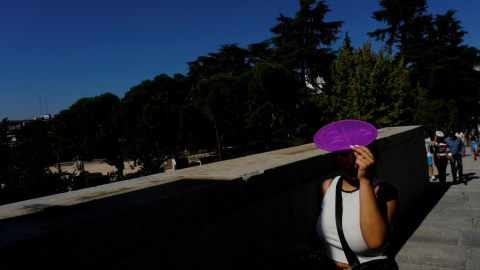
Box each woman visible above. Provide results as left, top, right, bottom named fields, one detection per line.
left=302, top=120, right=399, bottom=269
left=470, top=130, right=478, bottom=154
left=433, top=131, right=452, bottom=187
left=315, top=145, right=398, bottom=269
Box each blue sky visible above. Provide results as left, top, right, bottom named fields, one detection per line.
left=1, top=0, right=479, bottom=120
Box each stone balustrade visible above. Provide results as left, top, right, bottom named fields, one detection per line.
left=0, top=126, right=427, bottom=270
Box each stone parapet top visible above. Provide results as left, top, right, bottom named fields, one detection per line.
left=0, top=125, right=419, bottom=221
left=0, top=125, right=426, bottom=270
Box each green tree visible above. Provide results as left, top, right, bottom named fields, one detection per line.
left=187, top=44, right=251, bottom=88
left=49, top=93, right=120, bottom=162
left=410, top=10, right=479, bottom=96
left=245, top=62, right=303, bottom=150
left=119, top=73, right=191, bottom=174
left=369, top=0, right=431, bottom=57
left=122, top=119, right=177, bottom=176
left=370, top=0, right=480, bottom=124
left=178, top=103, right=215, bottom=152
left=246, top=41, right=273, bottom=67
left=411, top=10, right=480, bottom=130
left=120, top=74, right=191, bottom=127
left=413, top=99, right=458, bottom=132
left=1, top=120, right=69, bottom=205
left=269, top=0, right=343, bottom=88
left=14, top=121, right=56, bottom=177
left=96, top=104, right=126, bottom=178
left=0, top=119, right=16, bottom=196
left=196, top=73, right=242, bottom=160
left=321, top=42, right=425, bottom=127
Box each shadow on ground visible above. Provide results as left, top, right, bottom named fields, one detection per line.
left=388, top=171, right=479, bottom=257
left=463, top=172, right=479, bottom=184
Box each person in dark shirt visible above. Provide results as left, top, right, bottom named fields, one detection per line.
left=445, top=130, right=466, bottom=184
left=433, top=131, right=452, bottom=188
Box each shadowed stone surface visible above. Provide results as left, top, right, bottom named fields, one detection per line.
left=395, top=148, right=480, bottom=270
left=0, top=126, right=430, bottom=270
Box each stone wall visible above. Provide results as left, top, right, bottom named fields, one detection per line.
left=0, top=126, right=427, bottom=270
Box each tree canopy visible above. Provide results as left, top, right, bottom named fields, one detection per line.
left=269, top=0, right=343, bottom=87
left=370, top=0, right=480, bottom=130
left=321, top=41, right=425, bottom=128
left=2, top=0, right=480, bottom=204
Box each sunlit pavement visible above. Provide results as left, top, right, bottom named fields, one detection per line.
left=392, top=152, right=480, bottom=270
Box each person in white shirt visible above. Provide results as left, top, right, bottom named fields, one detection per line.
left=296, top=120, right=399, bottom=270
left=424, top=130, right=436, bottom=180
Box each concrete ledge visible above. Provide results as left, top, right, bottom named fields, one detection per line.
left=0, top=126, right=427, bottom=270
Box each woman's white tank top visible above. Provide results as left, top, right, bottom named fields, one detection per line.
left=316, top=176, right=388, bottom=264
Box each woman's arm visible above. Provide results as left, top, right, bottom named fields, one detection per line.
left=358, top=179, right=397, bottom=249
left=351, top=145, right=398, bottom=249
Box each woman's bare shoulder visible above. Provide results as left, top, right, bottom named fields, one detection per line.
left=321, top=178, right=333, bottom=195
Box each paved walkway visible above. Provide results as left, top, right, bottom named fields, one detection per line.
left=391, top=152, right=480, bottom=270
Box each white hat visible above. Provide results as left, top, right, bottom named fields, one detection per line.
left=436, top=131, right=444, bottom=137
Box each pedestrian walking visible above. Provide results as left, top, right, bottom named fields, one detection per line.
left=445, top=130, right=466, bottom=184
left=433, top=131, right=451, bottom=188
left=470, top=129, right=478, bottom=154
left=424, top=130, right=436, bottom=180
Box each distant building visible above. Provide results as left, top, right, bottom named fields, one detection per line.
left=305, top=75, right=325, bottom=94
left=33, top=114, right=51, bottom=120
left=2, top=120, right=26, bottom=147
left=6, top=120, right=29, bottom=130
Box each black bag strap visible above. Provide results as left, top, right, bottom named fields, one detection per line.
left=335, top=176, right=361, bottom=269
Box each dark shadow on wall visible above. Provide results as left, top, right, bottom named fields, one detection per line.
left=0, top=178, right=246, bottom=270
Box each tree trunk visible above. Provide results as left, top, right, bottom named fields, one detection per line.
left=266, top=112, right=277, bottom=152
left=112, top=159, right=125, bottom=179
left=214, top=122, right=223, bottom=161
